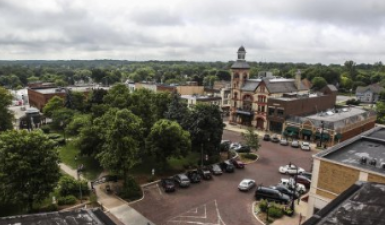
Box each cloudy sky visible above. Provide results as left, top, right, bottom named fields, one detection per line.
left=0, top=0, right=384, bottom=64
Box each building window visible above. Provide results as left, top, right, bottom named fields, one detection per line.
left=243, top=95, right=253, bottom=110
left=277, top=109, right=284, bottom=116
left=268, top=107, right=275, bottom=116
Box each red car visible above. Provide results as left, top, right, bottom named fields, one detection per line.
left=294, top=175, right=311, bottom=189
left=230, top=158, right=245, bottom=169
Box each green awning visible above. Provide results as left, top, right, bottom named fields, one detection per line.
left=316, top=132, right=330, bottom=140
left=301, top=129, right=312, bottom=136
left=335, top=133, right=343, bottom=140
left=286, top=126, right=300, bottom=133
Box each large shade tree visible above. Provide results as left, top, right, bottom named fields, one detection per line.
left=146, top=119, right=191, bottom=170
left=97, top=109, right=144, bottom=178
left=0, top=87, right=13, bottom=131
left=183, top=104, right=224, bottom=159
left=0, top=130, right=60, bottom=211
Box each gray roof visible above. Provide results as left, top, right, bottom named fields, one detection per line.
left=315, top=127, right=385, bottom=175
left=263, top=78, right=308, bottom=93
left=231, top=61, right=250, bottom=69
left=304, top=181, right=385, bottom=225
left=241, top=79, right=261, bottom=92
left=238, top=46, right=246, bottom=52
left=356, top=84, right=384, bottom=94
left=0, top=209, right=116, bottom=225
left=326, top=84, right=338, bottom=92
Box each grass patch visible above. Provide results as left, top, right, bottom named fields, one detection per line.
left=129, top=152, right=200, bottom=184
left=58, top=141, right=103, bottom=180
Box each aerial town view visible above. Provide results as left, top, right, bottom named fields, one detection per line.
left=1, top=1, right=385, bottom=225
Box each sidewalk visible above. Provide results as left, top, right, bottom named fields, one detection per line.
left=272, top=195, right=308, bottom=225
left=59, top=163, right=156, bottom=225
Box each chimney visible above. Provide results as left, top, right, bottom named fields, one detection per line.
left=295, top=69, right=301, bottom=90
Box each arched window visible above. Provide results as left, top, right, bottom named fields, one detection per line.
left=243, top=95, right=253, bottom=110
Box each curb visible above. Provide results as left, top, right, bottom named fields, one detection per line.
left=252, top=201, right=267, bottom=225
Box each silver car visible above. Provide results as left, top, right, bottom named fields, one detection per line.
left=280, top=138, right=289, bottom=146
left=238, top=179, right=256, bottom=191
left=291, top=140, right=300, bottom=148
left=301, top=142, right=311, bottom=151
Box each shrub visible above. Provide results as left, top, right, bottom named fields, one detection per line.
left=57, top=195, right=77, bottom=205
left=41, top=125, right=50, bottom=134
left=241, top=153, right=258, bottom=160
left=267, top=207, right=284, bottom=218
left=58, top=175, right=90, bottom=197
left=346, top=98, right=361, bottom=105
left=259, top=199, right=267, bottom=212
left=118, top=175, right=142, bottom=201
left=283, top=207, right=294, bottom=216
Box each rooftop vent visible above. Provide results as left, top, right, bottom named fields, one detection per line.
left=382, top=163, right=385, bottom=169
left=369, top=158, right=377, bottom=166
left=360, top=156, right=367, bottom=165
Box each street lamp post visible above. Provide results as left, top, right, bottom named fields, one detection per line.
left=319, top=121, right=325, bottom=149
left=74, top=156, right=83, bottom=204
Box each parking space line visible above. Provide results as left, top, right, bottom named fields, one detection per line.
left=157, top=184, right=163, bottom=196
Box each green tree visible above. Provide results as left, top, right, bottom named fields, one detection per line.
left=0, top=130, right=60, bottom=211
left=203, top=75, right=218, bottom=87
left=344, top=60, right=358, bottom=80
left=0, top=87, right=13, bottom=131
left=340, top=77, right=353, bottom=91
left=65, top=91, right=85, bottom=112
left=97, top=109, right=144, bottom=178
left=50, top=108, right=75, bottom=131
left=165, top=91, right=189, bottom=125
left=311, top=77, right=327, bottom=90
left=65, top=114, right=91, bottom=136
left=103, top=84, right=131, bottom=108
left=241, top=127, right=261, bottom=153
left=146, top=119, right=191, bottom=170
left=43, top=96, right=64, bottom=117
left=183, top=104, right=224, bottom=158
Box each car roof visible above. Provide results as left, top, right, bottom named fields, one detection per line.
left=241, top=179, right=254, bottom=182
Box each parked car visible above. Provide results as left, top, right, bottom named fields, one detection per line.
left=160, top=178, right=176, bottom=192
left=294, top=175, right=311, bottom=189
left=238, top=179, right=256, bottom=191
left=279, top=178, right=307, bottom=193
left=198, top=168, right=212, bottom=180
left=230, top=142, right=241, bottom=150
left=280, top=138, right=289, bottom=146
left=209, top=164, right=223, bottom=175
left=220, top=160, right=235, bottom=173
left=300, top=142, right=311, bottom=151
left=186, top=170, right=201, bottom=183
left=255, top=186, right=291, bottom=204
left=235, top=145, right=251, bottom=153
left=270, top=184, right=299, bottom=200
left=278, top=164, right=305, bottom=175
left=263, top=134, right=271, bottom=141
left=291, top=140, right=300, bottom=148
left=301, top=171, right=312, bottom=181
left=230, top=158, right=245, bottom=169
left=271, top=135, right=280, bottom=143
left=173, top=174, right=191, bottom=188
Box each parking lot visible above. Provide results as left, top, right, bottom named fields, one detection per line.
left=131, top=130, right=314, bottom=225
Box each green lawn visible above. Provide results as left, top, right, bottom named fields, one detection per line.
left=58, top=141, right=103, bottom=180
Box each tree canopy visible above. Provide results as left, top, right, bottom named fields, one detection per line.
left=0, top=130, right=60, bottom=211
left=0, top=87, right=13, bottom=131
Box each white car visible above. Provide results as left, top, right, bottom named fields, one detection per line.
left=301, top=142, right=311, bottom=151
left=230, top=142, right=242, bottom=150
left=238, top=179, right=256, bottom=191
left=279, top=178, right=307, bottom=193
left=278, top=164, right=305, bottom=175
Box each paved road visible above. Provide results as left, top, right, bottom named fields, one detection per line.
left=131, top=130, right=314, bottom=225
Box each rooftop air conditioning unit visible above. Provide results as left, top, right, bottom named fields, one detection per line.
left=382, top=163, right=385, bottom=169
left=369, top=158, right=377, bottom=166
left=360, top=156, right=367, bottom=165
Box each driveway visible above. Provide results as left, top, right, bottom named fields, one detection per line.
left=131, top=130, right=314, bottom=225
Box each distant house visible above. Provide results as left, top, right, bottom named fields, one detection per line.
left=355, top=83, right=384, bottom=103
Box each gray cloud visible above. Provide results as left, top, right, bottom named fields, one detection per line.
left=0, top=0, right=384, bottom=63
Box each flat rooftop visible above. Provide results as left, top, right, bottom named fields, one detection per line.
left=0, top=209, right=116, bottom=225
left=273, top=93, right=321, bottom=102
left=316, top=127, right=385, bottom=175
left=306, top=107, right=367, bottom=123
left=31, top=86, right=109, bottom=94
left=304, top=182, right=385, bottom=225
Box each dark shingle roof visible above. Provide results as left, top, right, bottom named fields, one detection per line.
left=241, top=80, right=261, bottom=92
left=238, top=46, right=246, bottom=52
left=356, top=84, right=384, bottom=94
left=264, top=78, right=308, bottom=93
left=231, top=61, right=250, bottom=69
